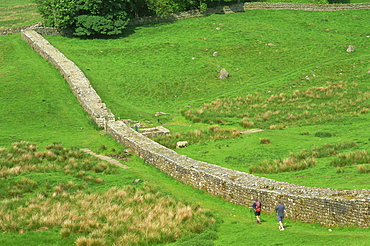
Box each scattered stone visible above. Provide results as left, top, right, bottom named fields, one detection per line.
left=118, top=119, right=138, bottom=126
left=133, top=179, right=141, bottom=183
left=218, top=68, right=230, bottom=79
left=155, top=112, right=169, bottom=117
left=213, top=51, right=219, bottom=57
left=346, top=45, right=355, bottom=53
left=266, top=43, right=275, bottom=46
left=133, top=122, right=146, bottom=128
left=124, top=149, right=132, bottom=155
left=140, top=126, right=171, bottom=137
left=216, top=27, right=221, bottom=30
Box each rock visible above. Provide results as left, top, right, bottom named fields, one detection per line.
left=155, top=112, right=169, bottom=117
left=133, top=179, right=141, bottom=183
left=346, top=45, right=355, bottom=53
left=213, top=51, right=219, bottom=57
left=218, top=68, right=230, bottom=79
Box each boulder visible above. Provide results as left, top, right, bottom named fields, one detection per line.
left=346, top=45, right=355, bottom=53
left=219, top=68, right=230, bottom=79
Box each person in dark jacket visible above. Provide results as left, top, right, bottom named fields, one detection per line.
left=249, top=199, right=262, bottom=224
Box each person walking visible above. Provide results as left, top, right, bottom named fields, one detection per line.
left=249, top=199, right=262, bottom=224
left=275, top=201, right=286, bottom=231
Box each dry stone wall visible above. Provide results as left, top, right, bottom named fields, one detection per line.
left=129, top=2, right=370, bottom=25
left=1, top=22, right=43, bottom=36
left=21, top=29, right=114, bottom=129
left=4, top=3, right=370, bottom=36
left=21, top=28, right=370, bottom=228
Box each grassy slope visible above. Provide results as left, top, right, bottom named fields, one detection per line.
left=0, top=0, right=41, bottom=28
left=44, top=9, right=370, bottom=189
left=1, top=33, right=370, bottom=246
left=1, top=2, right=370, bottom=245
left=45, top=9, right=370, bottom=113
left=0, top=33, right=119, bottom=150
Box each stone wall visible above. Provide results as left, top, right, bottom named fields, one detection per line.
left=0, top=22, right=43, bottom=36
left=129, top=2, right=370, bottom=25
left=21, top=29, right=115, bottom=129
left=5, top=2, right=370, bottom=36
left=21, top=29, right=370, bottom=228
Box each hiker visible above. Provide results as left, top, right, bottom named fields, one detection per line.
left=249, top=199, right=262, bottom=224
left=275, top=201, right=286, bottom=231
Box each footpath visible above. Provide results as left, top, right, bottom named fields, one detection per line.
left=81, top=148, right=130, bottom=169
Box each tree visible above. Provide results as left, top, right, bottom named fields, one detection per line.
left=73, top=0, right=131, bottom=36
left=34, top=0, right=76, bottom=29
left=35, top=0, right=131, bottom=37
left=144, top=0, right=185, bottom=17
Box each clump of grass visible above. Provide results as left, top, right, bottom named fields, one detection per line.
left=0, top=142, right=215, bottom=245
left=0, top=183, right=215, bottom=246
left=259, top=138, right=271, bottom=144
left=249, top=157, right=316, bottom=174
left=330, top=150, right=370, bottom=168
left=357, top=165, right=370, bottom=174
left=183, top=82, right=370, bottom=129
left=0, top=141, right=119, bottom=192
left=314, top=132, right=333, bottom=138
left=250, top=142, right=357, bottom=174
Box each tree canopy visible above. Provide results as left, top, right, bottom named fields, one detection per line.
left=35, top=0, right=131, bottom=37
left=35, top=0, right=238, bottom=36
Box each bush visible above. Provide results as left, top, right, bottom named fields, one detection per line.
left=314, top=132, right=332, bottom=138
left=35, top=0, right=130, bottom=37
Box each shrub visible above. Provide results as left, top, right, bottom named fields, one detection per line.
left=314, top=132, right=333, bottom=138
left=259, top=138, right=271, bottom=144
left=331, top=150, right=370, bottom=167
left=35, top=0, right=130, bottom=37
left=357, top=165, right=370, bottom=174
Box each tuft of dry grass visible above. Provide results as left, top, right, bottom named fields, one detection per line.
left=0, top=142, right=215, bottom=245
left=250, top=142, right=357, bottom=174
left=259, top=138, right=271, bottom=144
left=183, top=81, right=370, bottom=129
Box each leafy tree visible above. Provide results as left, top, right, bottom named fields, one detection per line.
left=34, top=0, right=76, bottom=29
left=35, top=0, right=131, bottom=37
left=145, top=0, right=186, bottom=17
left=74, top=0, right=131, bottom=36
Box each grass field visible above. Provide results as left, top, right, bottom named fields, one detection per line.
left=44, top=9, right=370, bottom=190
left=0, top=0, right=41, bottom=28
left=1, top=1, right=370, bottom=245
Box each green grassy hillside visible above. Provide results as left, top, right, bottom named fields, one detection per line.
left=1, top=2, right=370, bottom=245
left=0, top=0, right=41, bottom=28
left=44, top=9, right=370, bottom=189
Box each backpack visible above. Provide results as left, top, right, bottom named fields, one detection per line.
left=255, top=201, right=261, bottom=212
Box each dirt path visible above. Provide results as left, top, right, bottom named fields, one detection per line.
left=81, top=148, right=130, bottom=169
